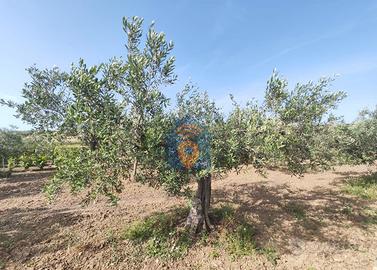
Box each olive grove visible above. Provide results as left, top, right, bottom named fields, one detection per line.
left=1, top=16, right=376, bottom=233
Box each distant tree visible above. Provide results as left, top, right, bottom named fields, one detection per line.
left=0, top=128, right=24, bottom=168
left=338, top=107, right=377, bottom=164
left=264, top=71, right=347, bottom=174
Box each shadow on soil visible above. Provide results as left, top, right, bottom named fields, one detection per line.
left=212, top=172, right=376, bottom=254
left=1, top=170, right=376, bottom=267
left=0, top=171, right=83, bottom=268
left=0, top=171, right=54, bottom=201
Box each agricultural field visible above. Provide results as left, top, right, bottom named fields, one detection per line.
left=1, top=2, right=377, bottom=270
left=1, top=164, right=376, bottom=269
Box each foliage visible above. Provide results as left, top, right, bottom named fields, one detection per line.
left=0, top=66, right=69, bottom=131
left=18, top=153, right=48, bottom=169
left=338, top=107, right=377, bottom=164
left=0, top=129, right=25, bottom=162
left=44, top=143, right=125, bottom=204
left=66, top=59, right=125, bottom=150
left=264, top=71, right=347, bottom=174
left=119, top=16, right=177, bottom=182
left=1, top=16, right=375, bottom=211
left=7, top=157, right=16, bottom=171
left=0, top=129, right=55, bottom=170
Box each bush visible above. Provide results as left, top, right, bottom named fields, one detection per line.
left=36, top=154, right=47, bottom=169
left=19, top=154, right=32, bottom=169
left=7, top=157, right=16, bottom=171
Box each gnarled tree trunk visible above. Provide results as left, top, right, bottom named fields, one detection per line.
left=185, top=173, right=213, bottom=233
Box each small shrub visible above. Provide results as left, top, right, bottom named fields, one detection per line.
left=36, top=154, right=47, bottom=169
left=7, top=157, right=16, bottom=171
left=19, top=154, right=32, bottom=169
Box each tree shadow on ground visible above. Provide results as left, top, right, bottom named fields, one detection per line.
left=212, top=178, right=375, bottom=254
left=0, top=171, right=54, bottom=201
left=0, top=206, right=83, bottom=266
left=0, top=171, right=83, bottom=267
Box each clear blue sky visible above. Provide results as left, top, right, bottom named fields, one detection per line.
left=1, top=0, right=376, bottom=129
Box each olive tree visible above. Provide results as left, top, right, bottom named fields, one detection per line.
left=173, top=84, right=223, bottom=231
left=118, top=16, right=177, bottom=180
left=1, top=16, right=352, bottom=233
left=338, top=107, right=377, bottom=164
left=0, top=128, right=25, bottom=169
left=0, top=66, right=70, bottom=131
left=263, top=70, right=347, bottom=174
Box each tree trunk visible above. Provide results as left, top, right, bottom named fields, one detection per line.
left=185, top=173, right=213, bottom=233
left=89, top=138, right=98, bottom=151
left=131, top=157, right=138, bottom=181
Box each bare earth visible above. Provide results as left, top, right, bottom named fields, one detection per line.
left=1, top=165, right=377, bottom=270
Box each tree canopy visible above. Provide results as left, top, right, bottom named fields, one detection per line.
left=1, top=16, right=376, bottom=231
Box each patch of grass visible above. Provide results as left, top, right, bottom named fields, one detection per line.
left=343, top=172, right=377, bottom=200
left=212, top=204, right=236, bottom=222
left=122, top=207, right=191, bottom=259
left=0, top=233, right=13, bottom=251
left=225, top=222, right=257, bottom=258
left=210, top=249, right=220, bottom=258
left=212, top=205, right=258, bottom=258
left=123, top=204, right=279, bottom=263
left=361, top=207, right=377, bottom=226
left=341, top=204, right=354, bottom=215
left=258, top=246, right=279, bottom=265
left=284, top=201, right=306, bottom=220
left=0, top=260, right=5, bottom=269
left=106, top=229, right=125, bottom=265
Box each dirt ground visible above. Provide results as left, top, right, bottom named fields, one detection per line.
left=1, top=165, right=377, bottom=270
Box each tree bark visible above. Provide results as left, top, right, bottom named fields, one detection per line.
left=89, top=138, right=98, bottom=151
left=131, top=157, right=138, bottom=181
left=185, top=173, right=213, bottom=233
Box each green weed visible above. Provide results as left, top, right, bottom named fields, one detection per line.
left=258, top=246, right=279, bottom=265
left=225, top=222, right=257, bottom=258
left=123, top=207, right=191, bottom=259
left=343, top=172, right=377, bottom=200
